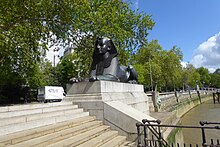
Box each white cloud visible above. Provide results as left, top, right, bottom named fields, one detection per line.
left=208, top=68, right=216, bottom=73
left=190, top=32, right=220, bottom=73
left=190, top=54, right=206, bottom=67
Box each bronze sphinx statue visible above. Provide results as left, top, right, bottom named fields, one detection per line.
left=70, top=37, right=138, bottom=83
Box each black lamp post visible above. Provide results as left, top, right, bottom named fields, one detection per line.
left=146, top=55, right=153, bottom=91
left=53, top=54, right=60, bottom=67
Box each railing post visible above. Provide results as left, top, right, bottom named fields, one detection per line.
left=200, top=121, right=207, bottom=147
left=142, top=119, right=148, bottom=146
left=136, top=122, right=142, bottom=147
left=156, top=120, right=163, bottom=147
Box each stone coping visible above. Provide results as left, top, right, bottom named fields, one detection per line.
left=67, top=81, right=144, bottom=95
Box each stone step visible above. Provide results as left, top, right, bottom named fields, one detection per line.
left=0, top=104, right=78, bottom=119
left=0, top=116, right=96, bottom=146
left=0, top=108, right=83, bottom=127
left=120, top=142, right=136, bottom=147
left=0, top=111, right=89, bottom=136
left=66, top=93, right=102, bottom=98
left=34, top=122, right=103, bottom=147
left=0, top=102, right=73, bottom=113
left=8, top=120, right=103, bottom=147
left=0, top=102, right=134, bottom=147
left=120, top=141, right=136, bottom=147
left=99, top=135, right=127, bottom=147
left=46, top=125, right=110, bottom=147
left=64, top=94, right=102, bottom=101
left=77, top=130, right=118, bottom=147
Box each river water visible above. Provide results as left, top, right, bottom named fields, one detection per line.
left=179, top=100, right=220, bottom=145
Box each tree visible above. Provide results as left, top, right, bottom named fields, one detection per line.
left=214, top=68, right=220, bottom=74
left=56, top=53, right=80, bottom=88
left=196, top=67, right=211, bottom=88
left=59, top=0, right=155, bottom=67
left=40, top=59, right=60, bottom=86
left=0, top=0, right=57, bottom=103
left=182, top=64, right=200, bottom=89
left=0, top=0, right=155, bottom=102
left=133, top=41, right=184, bottom=92
left=160, top=46, right=183, bottom=91
left=133, top=40, right=163, bottom=91
left=210, top=68, right=220, bottom=88
left=54, top=0, right=155, bottom=88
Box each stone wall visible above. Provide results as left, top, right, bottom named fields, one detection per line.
left=148, top=91, right=211, bottom=112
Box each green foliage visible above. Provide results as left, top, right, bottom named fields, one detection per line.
left=40, top=59, right=60, bottom=86
left=51, top=0, right=155, bottom=87
left=56, top=54, right=79, bottom=88
left=210, top=69, right=220, bottom=88
left=133, top=64, right=147, bottom=84
left=2, top=0, right=220, bottom=103
left=61, top=0, right=155, bottom=65
left=182, top=64, right=199, bottom=88
left=160, top=49, right=183, bottom=90
left=214, top=68, right=220, bottom=74
left=0, top=70, right=25, bottom=104
left=133, top=40, right=162, bottom=89
left=134, top=40, right=183, bottom=91
left=196, top=67, right=211, bottom=87
left=0, top=0, right=155, bottom=103
left=56, top=50, right=92, bottom=88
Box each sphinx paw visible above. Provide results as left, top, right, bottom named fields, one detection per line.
left=69, top=78, right=78, bottom=84
left=89, top=76, right=97, bottom=82
left=69, top=77, right=84, bottom=84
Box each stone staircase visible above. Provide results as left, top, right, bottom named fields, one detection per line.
left=0, top=102, right=134, bottom=147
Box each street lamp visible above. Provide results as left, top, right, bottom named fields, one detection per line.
left=53, top=54, right=60, bottom=67
left=202, top=81, right=205, bottom=91
left=196, top=80, right=199, bottom=91
left=53, top=49, right=60, bottom=67
left=146, top=55, right=153, bottom=91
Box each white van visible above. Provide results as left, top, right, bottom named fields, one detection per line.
left=37, top=86, right=65, bottom=102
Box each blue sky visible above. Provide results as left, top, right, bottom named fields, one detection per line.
left=130, top=0, right=220, bottom=72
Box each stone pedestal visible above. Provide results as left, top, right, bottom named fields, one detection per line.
left=65, top=81, right=154, bottom=141
left=66, top=81, right=149, bottom=115
left=67, top=80, right=143, bottom=94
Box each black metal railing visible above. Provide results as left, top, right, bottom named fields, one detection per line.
left=136, top=119, right=220, bottom=147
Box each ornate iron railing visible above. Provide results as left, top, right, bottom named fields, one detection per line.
left=136, top=119, right=220, bottom=147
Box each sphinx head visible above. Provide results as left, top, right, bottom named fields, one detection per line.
left=94, top=37, right=117, bottom=55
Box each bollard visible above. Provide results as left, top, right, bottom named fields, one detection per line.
left=197, top=91, right=201, bottom=104
left=152, top=91, right=159, bottom=112
left=217, top=92, right=220, bottom=103
left=175, top=90, right=179, bottom=103
left=188, top=90, right=192, bottom=98
left=213, top=93, right=216, bottom=104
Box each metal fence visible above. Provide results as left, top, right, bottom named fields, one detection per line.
left=136, top=119, right=220, bottom=147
